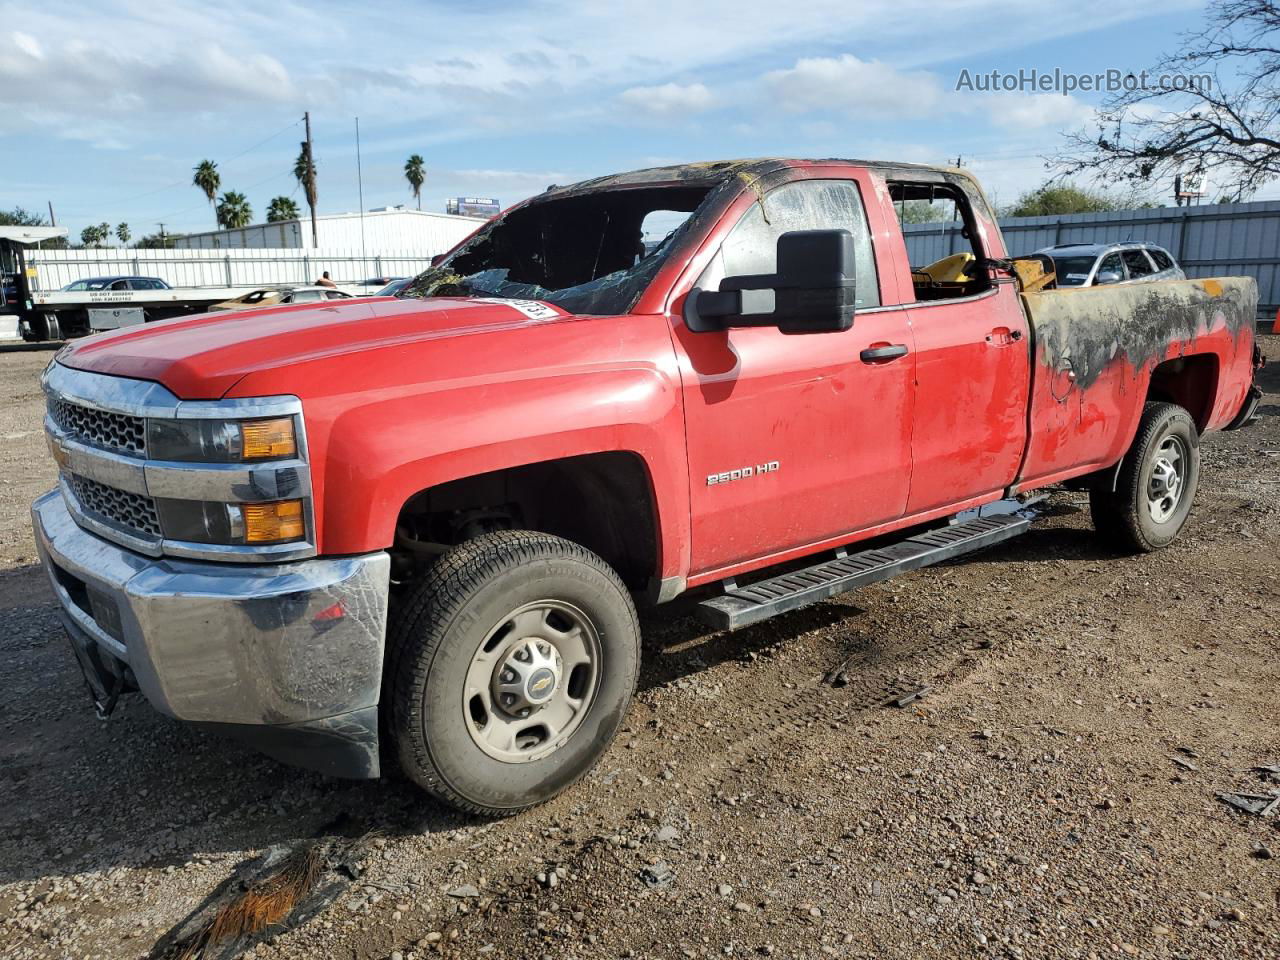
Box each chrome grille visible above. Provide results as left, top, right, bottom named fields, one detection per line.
left=68, top=474, right=162, bottom=539
left=42, top=362, right=315, bottom=562
left=48, top=396, right=146, bottom=456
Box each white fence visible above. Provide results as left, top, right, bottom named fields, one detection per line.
left=25, top=248, right=442, bottom=292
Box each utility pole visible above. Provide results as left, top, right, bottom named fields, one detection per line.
left=157, top=223, right=167, bottom=247
left=47, top=201, right=56, bottom=226
left=304, top=111, right=318, bottom=247
left=355, top=116, right=367, bottom=270
left=955, top=155, right=963, bottom=168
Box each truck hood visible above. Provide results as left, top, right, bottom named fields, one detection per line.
left=56, top=296, right=572, bottom=399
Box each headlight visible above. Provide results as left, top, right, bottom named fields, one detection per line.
left=147, top=416, right=297, bottom=462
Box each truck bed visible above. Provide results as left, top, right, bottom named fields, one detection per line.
left=1015, top=276, right=1258, bottom=489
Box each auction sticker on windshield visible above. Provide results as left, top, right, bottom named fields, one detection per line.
left=470, top=298, right=562, bottom=321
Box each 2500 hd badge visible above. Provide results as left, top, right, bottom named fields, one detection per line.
left=707, top=461, right=781, bottom=486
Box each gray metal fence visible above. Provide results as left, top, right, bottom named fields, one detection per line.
left=903, top=199, right=1280, bottom=319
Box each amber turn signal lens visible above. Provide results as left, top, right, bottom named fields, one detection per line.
left=239, top=417, right=296, bottom=459
left=243, top=499, right=305, bottom=542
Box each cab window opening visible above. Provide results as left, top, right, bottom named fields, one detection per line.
left=889, top=181, right=991, bottom=302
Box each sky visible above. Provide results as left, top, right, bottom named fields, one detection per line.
left=0, top=0, right=1252, bottom=240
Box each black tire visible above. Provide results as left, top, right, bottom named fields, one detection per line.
left=1089, top=401, right=1200, bottom=553
left=33, top=313, right=62, bottom=342
left=386, top=530, right=640, bottom=816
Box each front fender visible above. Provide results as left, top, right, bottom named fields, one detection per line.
left=331, top=366, right=685, bottom=553
left=225, top=313, right=691, bottom=583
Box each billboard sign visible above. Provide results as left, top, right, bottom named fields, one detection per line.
left=447, top=197, right=501, bottom=218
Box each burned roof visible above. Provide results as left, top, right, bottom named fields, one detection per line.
left=541, top=159, right=779, bottom=198
left=540, top=157, right=967, bottom=201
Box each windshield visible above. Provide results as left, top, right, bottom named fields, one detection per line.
left=1050, top=255, right=1100, bottom=286
left=402, top=185, right=711, bottom=315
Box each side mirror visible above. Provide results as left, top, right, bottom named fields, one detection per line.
left=1094, top=270, right=1123, bottom=285
left=686, top=229, right=857, bottom=335
left=430, top=254, right=446, bottom=267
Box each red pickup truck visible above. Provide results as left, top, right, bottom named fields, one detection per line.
left=33, top=158, right=1262, bottom=815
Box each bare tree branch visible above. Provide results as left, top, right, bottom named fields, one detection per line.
left=1050, top=0, right=1280, bottom=200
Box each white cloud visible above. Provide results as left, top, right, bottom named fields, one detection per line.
left=618, top=82, right=715, bottom=116
left=448, top=168, right=575, bottom=187
left=986, top=92, right=1096, bottom=130
left=0, top=33, right=295, bottom=116
left=184, top=45, right=295, bottom=104
left=12, top=30, right=42, bottom=59
left=0, top=0, right=1196, bottom=146
left=0, top=0, right=1210, bottom=233
left=764, top=55, right=945, bottom=116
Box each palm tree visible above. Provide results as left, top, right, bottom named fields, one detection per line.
left=266, top=196, right=301, bottom=222
left=404, top=154, right=426, bottom=210
left=293, top=143, right=317, bottom=234
left=193, top=160, right=221, bottom=229
left=116, top=223, right=130, bottom=245
left=216, top=192, right=253, bottom=229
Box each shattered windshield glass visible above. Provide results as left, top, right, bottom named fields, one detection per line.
left=402, top=185, right=711, bottom=315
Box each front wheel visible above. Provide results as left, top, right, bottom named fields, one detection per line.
left=386, top=531, right=640, bottom=816
left=1089, top=401, right=1200, bottom=553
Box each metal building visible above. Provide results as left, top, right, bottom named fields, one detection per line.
left=172, top=206, right=485, bottom=252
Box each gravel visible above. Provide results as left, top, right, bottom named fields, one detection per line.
left=1, top=339, right=1278, bottom=959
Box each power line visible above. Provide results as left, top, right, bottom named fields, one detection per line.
left=218, top=118, right=303, bottom=168
left=68, top=117, right=304, bottom=215
left=145, top=170, right=294, bottom=227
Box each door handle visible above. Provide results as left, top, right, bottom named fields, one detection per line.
left=986, top=327, right=1025, bottom=345
left=860, top=343, right=909, bottom=363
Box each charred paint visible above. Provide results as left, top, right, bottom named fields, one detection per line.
left=1022, top=277, right=1258, bottom=391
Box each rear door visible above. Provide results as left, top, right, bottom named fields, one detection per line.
left=1122, top=249, right=1157, bottom=283
left=667, top=171, right=917, bottom=578
left=1148, top=247, right=1181, bottom=279
left=883, top=177, right=1031, bottom=515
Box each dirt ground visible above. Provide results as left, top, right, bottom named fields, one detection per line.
left=1, top=338, right=1277, bottom=960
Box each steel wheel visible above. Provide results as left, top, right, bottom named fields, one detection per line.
left=1090, top=402, right=1200, bottom=554
left=463, top=600, right=601, bottom=763
left=1146, top=434, right=1187, bottom=524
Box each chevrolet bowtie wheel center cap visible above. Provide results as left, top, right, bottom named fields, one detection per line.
left=494, top=638, right=563, bottom=717
left=465, top=600, right=602, bottom=764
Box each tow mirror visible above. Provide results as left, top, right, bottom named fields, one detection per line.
left=1094, top=270, right=1123, bottom=285
left=686, top=229, right=857, bottom=335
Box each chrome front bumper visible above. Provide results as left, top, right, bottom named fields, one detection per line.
left=32, top=490, right=391, bottom=778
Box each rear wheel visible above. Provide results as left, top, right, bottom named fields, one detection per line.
left=386, top=530, right=640, bottom=816
left=1089, top=401, right=1200, bottom=553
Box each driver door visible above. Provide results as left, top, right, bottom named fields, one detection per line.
left=668, top=173, right=916, bottom=580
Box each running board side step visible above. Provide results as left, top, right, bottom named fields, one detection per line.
left=697, top=514, right=1030, bottom=631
